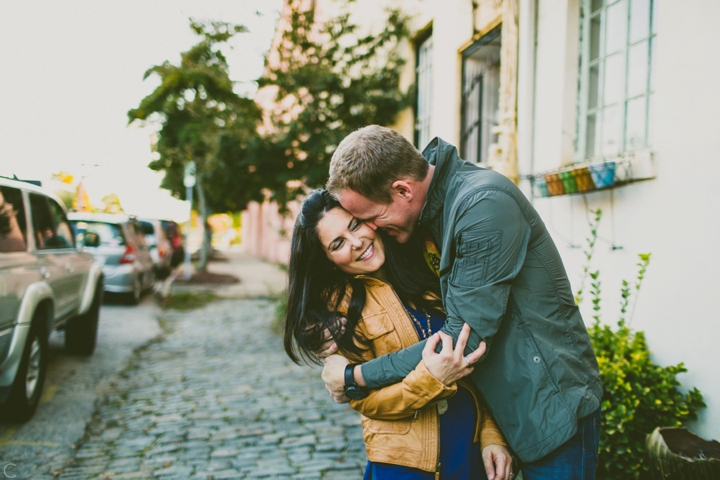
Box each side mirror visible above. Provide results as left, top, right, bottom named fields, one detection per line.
left=83, top=232, right=100, bottom=248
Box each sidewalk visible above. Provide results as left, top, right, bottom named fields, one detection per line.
left=167, top=246, right=288, bottom=299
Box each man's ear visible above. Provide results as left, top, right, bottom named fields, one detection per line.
left=390, top=180, right=413, bottom=202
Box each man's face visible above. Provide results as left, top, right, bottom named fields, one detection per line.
left=336, top=189, right=418, bottom=243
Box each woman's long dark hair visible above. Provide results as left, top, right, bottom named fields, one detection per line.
left=283, top=189, right=441, bottom=365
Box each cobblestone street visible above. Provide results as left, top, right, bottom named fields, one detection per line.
left=56, top=297, right=366, bottom=480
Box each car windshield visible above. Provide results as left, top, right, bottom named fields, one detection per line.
left=71, top=221, right=126, bottom=247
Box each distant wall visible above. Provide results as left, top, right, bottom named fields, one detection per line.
left=241, top=199, right=299, bottom=265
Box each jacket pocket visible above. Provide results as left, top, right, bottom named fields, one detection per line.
left=359, top=312, right=395, bottom=340
left=451, top=231, right=502, bottom=286
left=365, top=417, right=413, bottom=435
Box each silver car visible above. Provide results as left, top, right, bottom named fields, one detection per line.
left=68, top=213, right=155, bottom=305
left=0, top=177, right=103, bottom=422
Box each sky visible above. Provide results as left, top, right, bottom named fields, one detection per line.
left=0, top=0, right=283, bottom=221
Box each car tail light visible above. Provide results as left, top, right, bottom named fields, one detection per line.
left=173, top=236, right=181, bottom=248
left=159, top=247, right=166, bottom=257
left=119, top=244, right=136, bottom=264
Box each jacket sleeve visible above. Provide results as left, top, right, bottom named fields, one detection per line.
left=478, top=398, right=508, bottom=449
left=349, top=360, right=457, bottom=421
left=360, top=189, right=531, bottom=389
left=439, top=189, right=531, bottom=357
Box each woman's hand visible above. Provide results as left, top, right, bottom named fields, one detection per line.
left=322, top=354, right=351, bottom=403
left=313, top=317, right=347, bottom=359
left=482, top=444, right=514, bottom=480
left=422, top=323, right=486, bottom=385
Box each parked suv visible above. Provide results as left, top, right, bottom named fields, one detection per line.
left=0, top=177, right=104, bottom=422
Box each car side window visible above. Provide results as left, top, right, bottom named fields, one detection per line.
left=47, top=199, right=74, bottom=249
left=29, top=194, right=72, bottom=250
left=0, top=186, right=28, bottom=252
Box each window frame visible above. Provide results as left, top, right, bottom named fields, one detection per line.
left=29, top=193, right=74, bottom=251
left=575, top=0, right=656, bottom=163
left=414, top=27, right=434, bottom=150
left=460, top=26, right=502, bottom=166
left=0, top=186, right=29, bottom=253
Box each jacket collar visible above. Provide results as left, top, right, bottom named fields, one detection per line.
left=418, top=137, right=464, bottom=226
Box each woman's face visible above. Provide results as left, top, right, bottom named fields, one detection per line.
left=316, top=207, right=386, bottom=275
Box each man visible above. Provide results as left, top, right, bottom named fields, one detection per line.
left=321, top=125, right=602, bottom=479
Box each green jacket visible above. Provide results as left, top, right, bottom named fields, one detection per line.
left=360, top=138, right=602, bottom=462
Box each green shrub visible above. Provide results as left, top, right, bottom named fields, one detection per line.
left=579, top=210, right=705, bottom=480
left=589, top=318, right=705, bottom=479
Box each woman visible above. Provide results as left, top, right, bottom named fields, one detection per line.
left=284, top=190, right=512, bottom=479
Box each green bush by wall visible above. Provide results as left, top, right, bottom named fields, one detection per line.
left=579, top=210, right=705, bottom=479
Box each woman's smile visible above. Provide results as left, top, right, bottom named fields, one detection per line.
left=357, top=243, right=374, bottom=261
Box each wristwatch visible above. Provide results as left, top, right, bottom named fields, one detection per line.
left=343, top=364, right=368, bottom=400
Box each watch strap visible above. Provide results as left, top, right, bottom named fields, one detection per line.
left=344, top=363, right=357, bottom=387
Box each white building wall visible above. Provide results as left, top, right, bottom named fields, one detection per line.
left=251, top=0, right=720, bottom=440
left=527, top=0, right=720, bottom=441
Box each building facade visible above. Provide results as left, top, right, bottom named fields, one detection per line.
left=244, top=0, right=720, bottom=440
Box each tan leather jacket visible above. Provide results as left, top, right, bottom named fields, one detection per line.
left=344, top=276, right=507, bottom=474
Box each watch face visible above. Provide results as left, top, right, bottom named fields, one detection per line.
left=343, top=385, right=368, bottom=400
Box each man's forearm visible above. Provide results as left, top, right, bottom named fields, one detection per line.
left=359, top=340, right=426, bottom=389
left=440, top=315, right=484, bottom=355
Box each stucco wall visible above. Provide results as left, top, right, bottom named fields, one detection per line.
left=246, top=0, right=720, bottom=441
left=527, top=0, right=720, bottom=441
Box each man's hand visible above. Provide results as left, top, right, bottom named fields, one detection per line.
left=321, top=354, right=351, bottom=403
left=482, top=444, right=513, bottom=480
left=422, top=324, right=486, bottom=385
left=314, top=317, right=347, bottom=358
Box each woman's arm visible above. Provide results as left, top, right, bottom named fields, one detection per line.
left=478, top=399, right=513, bottom=480
left=346, top=326, right=484, bottom=420
left=322, top=324, right=486, bottom=404
left=347, top=332, right=459, bottom=420
left=350, top=358, right=457, bottom=420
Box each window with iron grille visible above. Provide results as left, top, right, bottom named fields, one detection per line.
left=414, top=31, right=433, bottom=150
left=576, top=0, right=656, bottom=162
left=461, top=27, right=501, bottom=165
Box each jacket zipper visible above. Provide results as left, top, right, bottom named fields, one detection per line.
left=435, top=419, right=442, bottom=479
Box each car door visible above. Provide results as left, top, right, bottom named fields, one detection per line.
left=28, top=194, right=85, bottom=320
left=46, top=197, right=92, bottom=312
left=0, top=186, right=37, bottom=332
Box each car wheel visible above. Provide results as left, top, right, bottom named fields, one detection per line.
left=0, top=318, right=48, bottom=423
left=126, top=276, right=141, bottom=305
left=66, top=284, right=102, bottom=356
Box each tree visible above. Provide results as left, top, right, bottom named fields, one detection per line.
left=101, top=193, right=124, bottom=214
left=252, top=0, right=411, bottom=207
left=128, top=20, right=261, bottom=270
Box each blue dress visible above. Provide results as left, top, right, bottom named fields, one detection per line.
left=363, top=306, right=483, bottom=479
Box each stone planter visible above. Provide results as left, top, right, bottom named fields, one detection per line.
left=646, top=427, right=720, bottom=479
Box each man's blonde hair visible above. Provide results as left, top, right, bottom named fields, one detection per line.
left=327, top=125, right=429, bottom=204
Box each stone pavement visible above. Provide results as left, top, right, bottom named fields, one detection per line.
left=55, top=252, right=367, bottom=480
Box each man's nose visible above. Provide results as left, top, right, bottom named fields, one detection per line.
left=365, top=221, right=378, bottom=231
